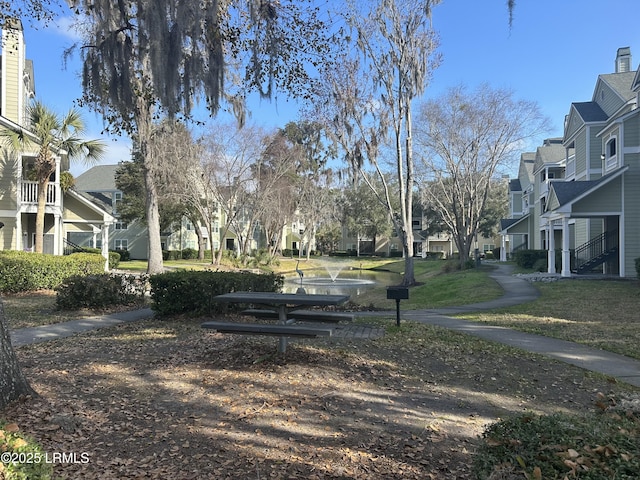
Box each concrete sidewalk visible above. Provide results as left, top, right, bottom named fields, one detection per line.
left=362, top=264, right=640, bottom=388
left=10, top=308, right=154, bottom=347
left=9, top=264, right=640, bottom=387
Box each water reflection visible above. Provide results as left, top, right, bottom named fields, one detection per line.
left=281, top=268, right=400, bottom=297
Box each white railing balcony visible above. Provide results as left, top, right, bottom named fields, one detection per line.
left=20, top=180, right=58, bottom=206
left=566, top=158, right=576, bottom=179
left=539, top=180, right=549, bottom=197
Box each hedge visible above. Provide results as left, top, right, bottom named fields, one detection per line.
left=149, top=270, right=284, bottom=316
left=56, top=273, right=148, bottom=310
left=0, top=251, right=105, bottom=293
left=513, top=249, right=548, bottom=269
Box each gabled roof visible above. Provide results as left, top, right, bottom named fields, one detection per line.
left=66, top=189, right=116, bottom=223
left=76, top=191, right=113, bottom=212
left=547, top=166, right=628, bottom=212
left=75, top=164, right=121, bottom=192
left=500, top=214, right=529, bottom=234
left=571, top=102, right=608, bottom=123
left=533, top=140, right=565, bottom=174
left=596, top=72, right=637, bottom=103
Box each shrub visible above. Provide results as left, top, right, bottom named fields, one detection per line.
left=474, top=407, right=640, bottom=480
left=55, top=273, right=148, bottom=310
left=532, top=258, right=547, bottom=272
left=0, top=251, right=105, bottom=293
left=0, top=421, right=54, bottom=480
left=115, top=248, right=131, bottom=261
left=72, top=247, right=120, bottom=269
left=635, top=257, right=640, bottom=278
left=181, top=248, right=198, bottom=260
left=149, top=270, right=283, bottom=316
left=514, top=249, right=547, bottom=269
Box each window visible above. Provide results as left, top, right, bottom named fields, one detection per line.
left=113, top=192, right=123, bottom=214
left=115, top=239, right=128, bottom=251
left=115, top=221, right=128, bottom=230
left=607, top=138, right=617, bottom=157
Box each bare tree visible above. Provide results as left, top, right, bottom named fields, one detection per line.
left=66, top=0, right=330, bottom=274
left=200, top=124, right=268, bottom=265
left=416, top=84, right=549, bottom=267
left=312, top=0, right=440, bottom=285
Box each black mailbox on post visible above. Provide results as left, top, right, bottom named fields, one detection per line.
left=387, top=287, right=409, bottom=326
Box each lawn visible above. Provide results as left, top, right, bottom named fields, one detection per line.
left=460, top=278, right=640, bottom=360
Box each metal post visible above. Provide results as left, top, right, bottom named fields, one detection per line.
left=395, top=299, right=401, bottom=327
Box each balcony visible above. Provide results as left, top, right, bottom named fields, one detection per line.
left=20, top=180, right=58, bottom=206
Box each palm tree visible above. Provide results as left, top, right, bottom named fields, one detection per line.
left=0, top=101, right=105, bottom=253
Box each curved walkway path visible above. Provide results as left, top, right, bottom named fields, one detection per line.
left=364, top=264, right=640, bottom=387
left=9, top=264, right=640, bottom=387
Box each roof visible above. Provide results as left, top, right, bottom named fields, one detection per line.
left=598, top=71, right=636, bottom=103
left=548, top=180, right=599, bottom=207
left=76, top=191, right=113, bottom=212
left=75, top=164, right=121, bottom=192
left=548, top=167, right=628, bottom=209
left=509, top=179, right=521, bottom=192
left=537, top=142, right=565, bottom=165
left=571, top=102, right=608, bottom=123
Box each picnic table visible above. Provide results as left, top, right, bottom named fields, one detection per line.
left=202, top=291, right=350, bottom=353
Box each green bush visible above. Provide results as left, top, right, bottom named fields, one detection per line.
left=56, top=273, right=148, bottom=310
left=635, top=257, right=640, bottom=278
left=0, top=251, right=105, bottom=293
left=0, top=421, right=54, bottom=480
left=149, top=270, right=284, bottom=316
left=532, top=258, right=547, bottom=272
left=115, top=248, right=131, bottom=261
left=514, top=249, right=547, bottom=269
left=181, top=248, right=198, bottom=260
left=72, top=247, right=120, bottom=269
left=474, top=407, right=640, bottom=479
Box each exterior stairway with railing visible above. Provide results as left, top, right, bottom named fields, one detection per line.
left=573, top=229, right=618, bottom=274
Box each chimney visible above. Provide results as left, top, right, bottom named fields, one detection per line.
left=615, top=47, right=632, bottom=73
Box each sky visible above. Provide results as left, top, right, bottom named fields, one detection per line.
left=10, top=0, right=640, bottom=177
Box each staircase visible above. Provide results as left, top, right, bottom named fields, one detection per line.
left=574, top=230, right=618, bottom=274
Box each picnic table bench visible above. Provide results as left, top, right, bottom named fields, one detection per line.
left=201, top=321, right=333, bottom=338
left=203, top=291, right=350, bottom=353
left=240, top=308, right=355, bottom=323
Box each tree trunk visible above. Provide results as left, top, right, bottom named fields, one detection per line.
left=34, top=176, right=49, bottom=254
left=0, top=299, right=36, bottom=410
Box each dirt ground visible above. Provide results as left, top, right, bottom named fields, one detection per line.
left=4, top=315, right=636, bottom=479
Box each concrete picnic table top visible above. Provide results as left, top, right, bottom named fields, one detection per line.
left=213, top=291, right=350, bottom=308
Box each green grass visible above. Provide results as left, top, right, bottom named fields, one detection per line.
left=460, top=279, right=640, bottom=360
left=354, top=260, right=503, bottom=310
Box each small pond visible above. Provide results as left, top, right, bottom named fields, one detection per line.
left=281, top=268, right=401, bottom=297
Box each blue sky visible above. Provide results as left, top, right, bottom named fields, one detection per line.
left=14, top=0, right=640, bottom=176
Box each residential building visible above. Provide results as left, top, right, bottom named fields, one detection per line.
left=74, top=164, right=208, bottom=259
left=0, top=20, right=113, bottom=267
left=501, top=47, right=640, bottom=278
